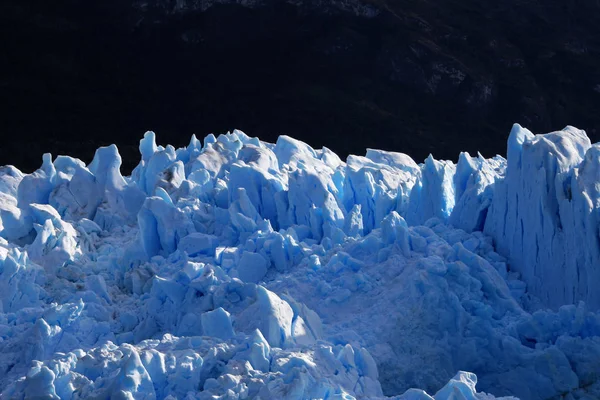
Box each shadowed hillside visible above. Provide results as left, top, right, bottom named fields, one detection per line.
left=1, top=0, right=599, bottom=172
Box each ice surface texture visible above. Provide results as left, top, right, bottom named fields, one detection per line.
left=484, top=124, right=600, bottom=309
left=0, top=125, right=599, bottom=399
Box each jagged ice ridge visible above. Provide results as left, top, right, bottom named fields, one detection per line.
left=1, top=124, right=600, bottom=399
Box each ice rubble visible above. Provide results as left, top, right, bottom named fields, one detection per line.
left=1, top=124, right=600, bottom=399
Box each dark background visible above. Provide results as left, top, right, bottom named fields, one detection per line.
left=2, top=0, right=599, bottom=173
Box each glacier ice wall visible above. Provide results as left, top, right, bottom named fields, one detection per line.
left=1, top=125, right=600, bottom=399
left=484, top=124, right=600, bottom=309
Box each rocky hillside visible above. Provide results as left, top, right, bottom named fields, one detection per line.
left=1, top=0, right=599, bottom=171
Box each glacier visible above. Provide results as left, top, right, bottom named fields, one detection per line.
left=1, top=124, right=600, bottom=399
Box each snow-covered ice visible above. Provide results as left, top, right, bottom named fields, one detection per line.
left=1, top=125, right=600, bottom=399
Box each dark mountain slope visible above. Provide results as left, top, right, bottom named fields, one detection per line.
left=1, top=0, right=598, bottom=172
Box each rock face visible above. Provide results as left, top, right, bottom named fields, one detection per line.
left=1, top=0, right=599, bottom=172
left=134, top=0, right=379, bottom=16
